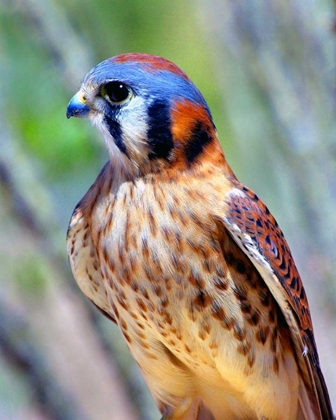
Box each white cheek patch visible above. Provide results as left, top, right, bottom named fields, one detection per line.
left=118, top=96, right=149, bottom=164
left=90, top=112, right=118, bottom=157
left=90, top=96, right=149, bottom=169
left=89, top=112, right=132, bottom=174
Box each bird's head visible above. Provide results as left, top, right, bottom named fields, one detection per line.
left=67, top=53, right=223, bottom=176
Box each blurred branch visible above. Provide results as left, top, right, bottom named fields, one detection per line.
left=0, top=295, right=82, bottom=420
left=13, top=0, right=93, bottom=89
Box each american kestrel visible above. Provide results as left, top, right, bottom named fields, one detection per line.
left=66, top=53, right=333, bottom=420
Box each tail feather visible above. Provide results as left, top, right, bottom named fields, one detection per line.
left=298, top=371, right=333, bottom=420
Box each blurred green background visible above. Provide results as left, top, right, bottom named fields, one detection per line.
left=1, top=0, right=335, bottom=419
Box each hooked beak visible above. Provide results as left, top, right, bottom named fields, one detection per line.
left=66, top=92, right=91, bottom=119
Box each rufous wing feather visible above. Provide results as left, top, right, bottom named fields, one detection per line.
left=219, top=183, right=333, bottom=420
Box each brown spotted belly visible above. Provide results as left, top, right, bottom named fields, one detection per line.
left=97, top=224, right=290, bottom=417
left=86, top=183, right=298, bottom=419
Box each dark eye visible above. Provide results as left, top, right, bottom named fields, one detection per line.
left=101, top=81, right=131, bottom=104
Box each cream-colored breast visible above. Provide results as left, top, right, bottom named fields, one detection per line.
left=68, top=173, right=300, bottom=419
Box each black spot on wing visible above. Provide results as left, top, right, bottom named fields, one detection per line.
left=104, top=115, right=128, bottom=156
left=147, top=99, right=174, bottom=160
left=184, top=121, right=213, bottom=164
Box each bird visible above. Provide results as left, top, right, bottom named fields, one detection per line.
left=66, top=53, right=333, bottom=420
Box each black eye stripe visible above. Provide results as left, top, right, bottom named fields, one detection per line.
left=103, top=115, right=128, bottom=156
left=147, top=99, right=174, bottom=160
left=103, top=82, right=130, bottom=103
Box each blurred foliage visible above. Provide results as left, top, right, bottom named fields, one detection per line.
left=0, top=0, right=335, bottom=419
left=1, top=0, right=228, bottom=184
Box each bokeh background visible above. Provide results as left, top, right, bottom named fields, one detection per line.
left=1, top=1, right=335, bottom=419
